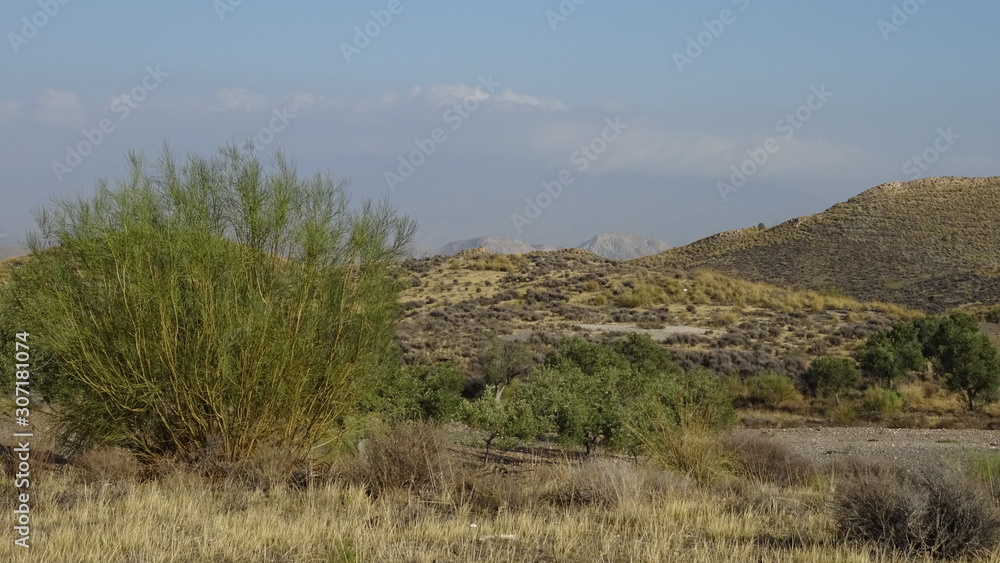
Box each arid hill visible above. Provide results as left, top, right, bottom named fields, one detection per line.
left=635, top=177, right=1000, bottom=312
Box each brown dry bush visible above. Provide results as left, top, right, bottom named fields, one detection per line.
left=722, top=434, right=817, bottom=486
left=833, top=466, right=1000, bottom=559
left=339, top=422, right=457, bottom=498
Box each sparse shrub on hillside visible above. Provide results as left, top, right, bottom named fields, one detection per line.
left=802, top=356, right=861, bottom=398
left=0, top=145, right=416, bottom=463
left=986, top=307, right=1000, bottom=324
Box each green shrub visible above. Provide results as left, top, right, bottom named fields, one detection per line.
left=640, top=368, right=737, bottom=482
left=374, top=362, right=467, bottom=423
left=861, top=387, right=906, bottom=420
left=0, top=145, right=416, bottom=463
left=742, top=371, right=798, bottom=407
left=802, top=356, right=861, bottom=397
left=526, top=335, right=684, bottom=456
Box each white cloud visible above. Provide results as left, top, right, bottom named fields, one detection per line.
left=34, top=87, right=84, bottom=126
left=495, top=88, right=567, bottom=111
left=413, top=82, right=567, bottom=111
left=0, top=99, right=20, bottom=118
left=214, top=87, right=269, bottom=111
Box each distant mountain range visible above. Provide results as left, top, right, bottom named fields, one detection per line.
left=413, top=233, right=671, bottom=261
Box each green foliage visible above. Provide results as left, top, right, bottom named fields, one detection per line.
left=855, top=313, right=1000, bottom=410
left=0, top=145, right=416, bottom=463
left=985, top=306, right=1000, bottom=324
left=371, top=362, right=467, bottom=423
left=526, top=335, right=688, bottom=456
left=855, top=322, right=924, bottom=388
left=933, top=324, right=1000, bottom=410
left=900, top=313, right=1000, bottom=410
left=803, top=356, right=861, bottom=397
left=472, top=337, right=533, bottom=400
left=637, top=368, right=737, bottom=483
left=654, top=368, right=737, bottom=432
left=742, top=371, right=798, bottom=407
left=861, top=387, right=906, bottom=420
left=612, top=333, right=679, bottom=376
left=461, top=390, right=541, bottom=463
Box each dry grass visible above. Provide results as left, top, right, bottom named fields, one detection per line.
left=0, top=458, right=956, bottom=562
left=4, top=419, right=1000, bottom=561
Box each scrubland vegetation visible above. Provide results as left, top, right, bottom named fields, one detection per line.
left=2, top=148, right=1000, bottom=561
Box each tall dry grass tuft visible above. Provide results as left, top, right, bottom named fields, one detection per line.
left=723, top=433, right=818, bottom=486
left=337, top=421, right=458, bottom=498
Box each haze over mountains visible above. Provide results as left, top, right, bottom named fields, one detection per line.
left=415, top=233, right=671, bottom=261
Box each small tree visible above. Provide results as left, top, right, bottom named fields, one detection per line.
left=0, top=145, right=416, bottom=463
left=461, top=390, right=541, bottom=463
left=935, top=328, right=1000, bottom=411
left=472, top=337, right=533, bottom=401
left=855, top=323, right=923, bottom=388
left=802, top=356, right=861, bottom=398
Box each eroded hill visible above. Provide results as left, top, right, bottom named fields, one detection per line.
left=635, top=177, right=1000, bottom=312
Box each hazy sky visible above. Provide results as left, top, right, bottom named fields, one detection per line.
left=2, top=1, right=997, bottom=250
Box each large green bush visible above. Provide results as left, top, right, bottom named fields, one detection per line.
left=0, top=145, right=415, bottom=463
left=855, top=322, right=923, bottom=388
left=523, top=336, right=734, bottom=458
left=802, top=356, right=861, bottom=398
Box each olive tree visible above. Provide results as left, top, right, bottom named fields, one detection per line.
left=1, top=145, right=415, bottom=463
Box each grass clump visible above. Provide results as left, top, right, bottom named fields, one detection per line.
left=861, top=387, right=907, bottom=420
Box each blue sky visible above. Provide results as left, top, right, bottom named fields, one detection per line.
left=2, top=0, right=998, bottom=250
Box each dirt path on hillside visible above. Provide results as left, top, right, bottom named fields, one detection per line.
left=738, top=427, right=1000, bottom=471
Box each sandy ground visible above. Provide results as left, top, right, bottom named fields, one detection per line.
left=573, top=323, right=710, bottom=338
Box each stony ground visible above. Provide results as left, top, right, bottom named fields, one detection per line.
left=741, top=427, right=1000, bottom=472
